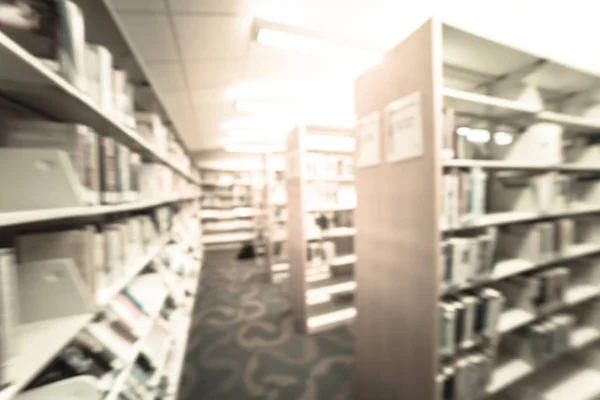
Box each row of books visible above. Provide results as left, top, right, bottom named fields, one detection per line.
left=305, top=153, right=354, bottom=178
left=0, top=2, right=193, bottom=174
left=437, top=351, right=492, bottom=400
left=438, top=288, right=505, bottom=357
left=13, top=206, right=173, bottom=304
left=498, top=219, right=575, bottom=262
left=442, top=169, right=487, bottom=228
left=199, top=208, right=255, bottom=220
left=0, top=120, right=198, bottom=208
left=506, top=313, right=575, bottom=366
left=24, top=273, right=169, bottom=396
left=441, top=229, right=497, bottom=289
left=305, top=183, right=356, bottom=210
left=201, top=199, right=252, bottom=209
left=498, top=267, right=569, bottom=312
left=200, top=171, right=252, bottom=186
left=202, top=220, right=254, bottom=232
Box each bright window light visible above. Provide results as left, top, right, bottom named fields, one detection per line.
left=257, top=28, right=382, bottom=68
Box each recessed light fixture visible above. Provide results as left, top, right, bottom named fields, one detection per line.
left=256, top=27, right=382, bottom=68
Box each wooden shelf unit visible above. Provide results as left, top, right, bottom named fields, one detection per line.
left=285, top=125, right=357, bottom=333
left=353, top=18, right=600, bottom=400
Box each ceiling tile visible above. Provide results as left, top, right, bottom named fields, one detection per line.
left=173, top=15, right=251, bottom=60
left=109, top=0, right=166, bottom=12
left=146, top=63, right=187, bottom=92
left=168, top=0, right=247, bottom=14
left=184, top=60, right=242, bottom=89
left=191, top=88, right=235, bottom=107
left=159, top=92, right=194, bottom=126
left=117, top=14, right=178, bottom=61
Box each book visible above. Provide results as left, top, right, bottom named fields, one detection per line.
left=85, top=44, right=113, bottom=114
left=440, top=108, right=456, bottom=160
left=16, top=226, right=96, bottom=297
left=0, top=0, right=60, bottom=61
left=99, top=136, right=117, bottom=204
left=112, top=69, right=128, bottom=124
left=0, top=120, right=100, bottom=202
left=459, top=295, right=478, bottom=349
left=442, top=173, right=459, bottom=229
left=57, top=0, right=87, bottom=92
left=449, top=237, right=473, bottom=287
left=479, top=288, right=505, bottom=340
left=115, top=143, right=131, bottom=202
left=92, top=232, right=107, bottom=301
left=0, top=248, right=18, bottom=385
left=438, top=302, right=456, bottom=356
left=556, top=218, right=575, bottom=253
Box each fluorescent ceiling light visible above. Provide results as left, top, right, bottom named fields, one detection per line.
left=257, top=28, right=382, bottom=68
left=225, top=143, right=285, bottom=153
left=235, top=101, right=356, bottom=128
left=227, top=129, right=287, bottom=141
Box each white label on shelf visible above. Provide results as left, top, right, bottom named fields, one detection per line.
left=287, top=148, right=301, bottom=179
left=356, top=111, right=381, bottom=168
left=384, top=91, right=423, bottom=163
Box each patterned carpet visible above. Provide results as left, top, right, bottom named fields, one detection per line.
left=178, top=250, right=355, bottom=400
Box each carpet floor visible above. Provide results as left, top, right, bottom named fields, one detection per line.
left=178, top=250, right=355, bottom=400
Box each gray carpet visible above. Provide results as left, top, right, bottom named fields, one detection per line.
left=178, top=250, right=354, bottom=400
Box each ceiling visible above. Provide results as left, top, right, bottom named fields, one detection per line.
left=109, top=0, right=600, bottom=152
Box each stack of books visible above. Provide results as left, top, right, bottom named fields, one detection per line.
left=438, top=288, right=505, bottom=356
left=505, top=314, right=575, bottom=366
left=441, top=228, right=497, bottom=289
left=497, top=220, right=575, bottom=262
left=437, top=352, right=493, bottom=400
left=442, top=168, right=487, bottom=228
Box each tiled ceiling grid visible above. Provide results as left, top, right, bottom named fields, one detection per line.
left=110, top=0, right=251, bottom=151
left=111, top=0, right=600, bottom=152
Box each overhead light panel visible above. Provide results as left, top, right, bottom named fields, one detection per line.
left=257, top=27, right=382, bottom=68
left=235, top=101, right=356, bottom=128
left=225, top=143, right=285, bottom=153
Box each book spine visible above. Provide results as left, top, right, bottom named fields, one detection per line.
left=93, top=232, right=106, bottom=301
left=0, top=249, right=18, bottom=385
left=100, top=136, right=117, bottom=204
left=85, top=127, right=100, bottom=202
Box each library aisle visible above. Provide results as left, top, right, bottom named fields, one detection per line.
left=178, top=250, right=354, bottom=400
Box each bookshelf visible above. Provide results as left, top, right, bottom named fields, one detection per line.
left=353, top=18, right=600, bottom=400
left=252, top=159, right=269, bottom=260
left=266, top=155, right=290, bottom=284
left=0, top=1, right=202, bottom=398
left=285, top=126, right=357, bottom=333
left=200, top=168, right=256, bottom=251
